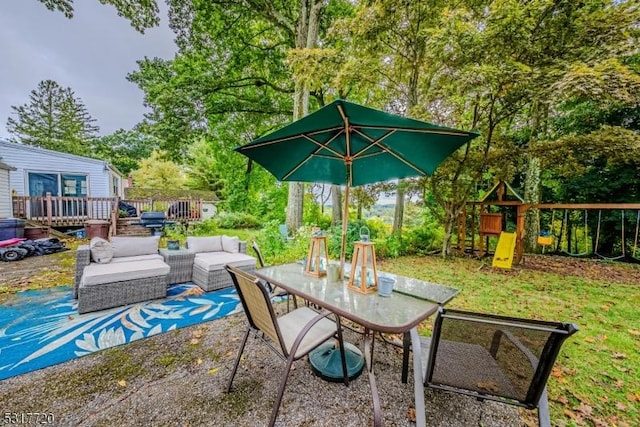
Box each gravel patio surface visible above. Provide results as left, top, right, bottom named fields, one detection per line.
left=0, top=303, right=523, bottom=426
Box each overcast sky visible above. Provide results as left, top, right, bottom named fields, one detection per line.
left=0, top=1, right=176, bottom=139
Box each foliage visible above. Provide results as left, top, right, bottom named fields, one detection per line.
left=124, top=187, right=216, bottom=201
left=91, top=129, right=158, bottom=175
left=183, top=137, right=225, bottom=193
left=35, top=0, right=160, bottom=33
left=6, top=80, right=99, bottom=155
left=129, top=150, right=186, bottom=189
left=211, top=212, right=262, bottom=229
left=303, top=194, right=332, bottom=230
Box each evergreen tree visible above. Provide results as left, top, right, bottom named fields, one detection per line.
left=6, top=80, right=99, bottom=155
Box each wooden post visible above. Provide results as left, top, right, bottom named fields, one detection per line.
left=515, top=204, right=526, bottom=264
left=45, top=192, right=53, bottom=226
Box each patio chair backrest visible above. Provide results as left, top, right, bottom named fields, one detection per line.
left=424, top=308, right=578, bottom=409
left=252, top=241, right=266, bottom=269
left=225, top=264, right=285, bottom=354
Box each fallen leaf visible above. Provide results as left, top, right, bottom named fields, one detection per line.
left=584, top=337, right=596, bottom=343
left=598, top=334, right=608, bottom=341
left=627, top=392, right=640, bottom=402
left=628, top=329, right=640, bottom=336
left=190, top=338, right=200, bottom=345
left=196, top=358, right=203, bottom=365
left=612, top=352, right=627, bottom=359
left=616, top=402, right=627, bottom=411
left=602, top=304, right=610, bottom=311
left=576, top=403, right=593, bottom=416
left=476, top=380, right=500, bottom=393
left=208, top=367, right=220, bottom=375
left=407, top=407, right=416, bottom=422
left=615, top=379, right=624, bottom=389
left=117, top=379, right=127, bottom=387
left=192, top=330, right=204, bottom=339
left=556, top=395, right=569, bottom=404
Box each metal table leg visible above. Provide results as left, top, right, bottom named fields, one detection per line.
left=410, top=327, right=426, bottom=427
left=363, top=328, right=382, bottom=426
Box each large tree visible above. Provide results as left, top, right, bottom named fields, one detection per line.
left=6, top=79, right=99, bottom=155
left=35, top=0, right=159, bottom=32
left=91, top=129, right=159, bottom=175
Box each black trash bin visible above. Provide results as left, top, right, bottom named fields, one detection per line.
left=0, top=218, right=26, bottom=240
left=84, top=220, right=110, bottom=240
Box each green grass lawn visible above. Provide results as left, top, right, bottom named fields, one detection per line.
left=379, top=255, right=639, bottom=427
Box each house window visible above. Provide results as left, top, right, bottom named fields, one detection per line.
left=27, top=173, right=87, bottom=196
left=28, top=172, right=88, bottom=217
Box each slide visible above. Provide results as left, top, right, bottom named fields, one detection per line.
left=492, top=232, right=517, bottom=269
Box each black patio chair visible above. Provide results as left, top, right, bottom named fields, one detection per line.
left=420, top=308, right=578, bottom=427
left=252, top=241, right=297, bottom=312
left=224, top=265, right=349, bottom=427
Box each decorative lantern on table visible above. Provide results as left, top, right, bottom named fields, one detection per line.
left=305, top=228, right=328, bottom=277
left=348, top=238, right=378, bottom=294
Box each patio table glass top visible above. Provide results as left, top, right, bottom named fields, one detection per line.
left=255, top=263, right=459, bottom=334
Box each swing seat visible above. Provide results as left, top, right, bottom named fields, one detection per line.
left=537, top=233, right=553, bottom=246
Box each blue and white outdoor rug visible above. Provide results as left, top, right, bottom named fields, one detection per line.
left=0, top=284, right=242, bottom=381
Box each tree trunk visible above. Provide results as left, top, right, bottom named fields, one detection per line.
left=392, top=185, right=405, bottom=235
left=285, top=0, right=323, bottom=232
left=523, top=156, right=541, bottom=252
left=331, top=185, right=342, bottom=226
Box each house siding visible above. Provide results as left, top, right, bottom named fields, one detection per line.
left=0, top=140, right=122, bottom=198
left=0, top=164, right=12, bottom=217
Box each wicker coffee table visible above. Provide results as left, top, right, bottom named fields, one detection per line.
left=160, top=248, right=196, bottom=284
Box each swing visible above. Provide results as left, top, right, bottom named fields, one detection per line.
left=537, top=210, right=555, bottom=251
left=560, top=209, right=590, bottom=257
left=594, top=210, right=625, bottom=261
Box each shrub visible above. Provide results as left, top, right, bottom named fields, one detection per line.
left=212, top=212, right=262, bottom=229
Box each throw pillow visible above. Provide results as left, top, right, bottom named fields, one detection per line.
left=89, top=237, right=113, bottom=264
left=221, top=235, right=240, bottom=253
left=186, top=236, right=222, bottom=253
left=111, top=235, right=160, bottom=258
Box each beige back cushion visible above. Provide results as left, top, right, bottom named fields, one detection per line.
left=111, top=235, right=160, bottom=258
left=186, top=236, right=223, bottom=253
left=221, top=235, right=239, bottom=253
left=89, top=237, right=113, bottom=264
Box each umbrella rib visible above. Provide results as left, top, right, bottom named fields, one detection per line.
left=351, top=128, right=428, bottom=176
left=356, top=124, right=472, bottom=137
left=281, top=131, right=346, bottom=181
left=238, top=126, right=345, bottom=150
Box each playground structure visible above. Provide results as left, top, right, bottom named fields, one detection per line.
left=459, top=182, right=640, bottom=265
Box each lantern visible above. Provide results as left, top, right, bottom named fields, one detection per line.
left=305, top=235, right=328, bottom=277
left=348, top=241, right=378, bottom=294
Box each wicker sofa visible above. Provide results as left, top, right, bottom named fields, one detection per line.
left=74, top=236, right=170, bottom=314
left=187, top=236, right=257, bottom=291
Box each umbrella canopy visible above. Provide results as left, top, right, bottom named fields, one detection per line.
left=235, top=99, right=480, bottom=269
left=236, top=99, right=480, bottom=187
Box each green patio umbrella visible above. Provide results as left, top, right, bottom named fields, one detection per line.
left=236, top=99, right=480, bottom=270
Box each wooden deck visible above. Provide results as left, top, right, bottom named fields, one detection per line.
left=12, top=194, right=203, bottom=234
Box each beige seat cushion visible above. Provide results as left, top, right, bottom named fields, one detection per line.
left=81, top=259, right=170, bottom=286
left=193, top=252, right=256, bottom=272
left=109, top=254, right=164, bottom=264
left=187, top=236, right=222, bottom=253
left=277, top=307, right=337, bottom=358
left=111, top=236, right=160, bottom=258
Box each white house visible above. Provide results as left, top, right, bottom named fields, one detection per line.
left=0, top=140, right=124, bottom=199
left=0, top=159, right=16, bottom=218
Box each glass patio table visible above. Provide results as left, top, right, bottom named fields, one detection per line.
left=255, top=262, right=459, bottom=427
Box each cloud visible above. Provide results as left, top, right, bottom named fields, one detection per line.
left=0, top=1, right=176, bottom=139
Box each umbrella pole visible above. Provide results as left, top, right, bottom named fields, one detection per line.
left=340, top=184, right=350, bottom=278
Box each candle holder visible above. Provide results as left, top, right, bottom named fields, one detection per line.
left=348, top=241, right=378, bottom=294
left=305, top=235, right=328, bottom=277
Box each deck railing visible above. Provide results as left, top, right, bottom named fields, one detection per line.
left=12, top=194, right=203, bottom=227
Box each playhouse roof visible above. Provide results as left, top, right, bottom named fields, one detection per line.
left=479, top=180, right=524, bottom=203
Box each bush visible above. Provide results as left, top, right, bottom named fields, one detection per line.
left=212, top=212, right=262, bottom=229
